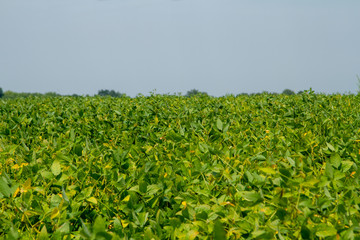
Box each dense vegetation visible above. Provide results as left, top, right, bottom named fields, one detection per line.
left=1, top=92, right=360, bottom=239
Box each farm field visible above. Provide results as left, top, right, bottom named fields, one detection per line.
left=1, top=93, right=360, bottom=239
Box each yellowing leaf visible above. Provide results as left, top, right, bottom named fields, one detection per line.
left=187, top=230, right=199, bottom=240
left=258, top=167, right=276, bottom=175
left=13, top=187, right=20, bottom=197
left=121, top=219, right=129, bottom=228
left=86, top=197, right=98, bottom=205
left=104, top=164, right=112, bottom=169
left=260, top=207, right=274, bottom=215
left=21, top=178, right=32, bottom=193
left=11, top=164, right=20, bottom=170
left=220, top=201, right=235, bottom=207
left=122, top=195, right=130, bottom=202
left=51, top=208, right=60, bottom=219
left=145, top=146, right=153, bottom=154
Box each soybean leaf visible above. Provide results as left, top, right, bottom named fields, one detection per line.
left=330, top=153, right=341, bottom=169
left=213, top=220, right=226, bottom=240
left=51, top=160, right=62, bottom=176
left=216, top=119, right=223, bottom=131
left=0, top=177, right=11, bottom=198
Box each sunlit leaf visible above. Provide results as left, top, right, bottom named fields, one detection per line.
left=51, top=160, right=61, bottom=176
left=216, top=119, right=223, bottom=131
left=0, top=177, right=11, bottom=198
left=330, top=153, right=341, bottom=168
left=86, top=197, right=98, bottom=205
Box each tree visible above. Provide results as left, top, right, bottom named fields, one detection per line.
left=97, top=89, right=126, bottom=98
left=185, top=89, right=208, bottom=97
left=282, top=89, right=295, bottom=95
left=0, top=88, right=3, bottom=98
left=44, top=92, right=60, bottom=97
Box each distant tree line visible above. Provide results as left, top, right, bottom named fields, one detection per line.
left=0, top=87, right=327, bottom=99
left=0, top=89, right=61, bottom=99
left=236, top=89, right=300, bottom=96
left=0, top=88, right=128, bottom=98
left=185, top=89, right=209, bottom=97
left=97, top=89, right=127, bottom=98
left=184, top=88, right=300, bottom=97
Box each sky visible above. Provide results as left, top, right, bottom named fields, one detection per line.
left=1, top=0, right=360, bottom=96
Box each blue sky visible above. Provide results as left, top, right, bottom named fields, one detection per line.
left=1, top=0, right=359, bottom=96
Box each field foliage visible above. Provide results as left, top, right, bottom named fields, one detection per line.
left=1, top=93, right=360, bottom=239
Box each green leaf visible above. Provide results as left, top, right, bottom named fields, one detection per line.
left=326, top=143, right=335, bottom=151
left=216, top=119, right=223, bottom=131
left=302, top=178, right=320, bottom=188
left=245, top=171, right=254, bottom=183
left=146, top=184, right=161, bottom=195
left=252, top=155, right=266, bottom=161
left=139, top=181, right=147, bottom=194
left=241, top=191, right=262, bottom=202
left=51, top=160, right=62, bottom=176
left=55, top=153, right=71, bottom=162
left=286, top=157, right=295, bottom=167
left=341, top=227, right=355, bottom=239
left=40, top=170, right=54, bottom=180
left=93, top=216, right=106, bottom=234
left=62, top=185, right=69, bottom=202
left=138, top=212, right=149, bottom=227
left=57, top=222, right=70, bottom=234
left=0, top=177, right=11, bottom=198
left=196, top=211, right=208, bottom=220
left=198, top=143, right=208, bottom=153
left=301, top=225, right=311, bottom=239
left=113, top=218, right=122, bottom=232
left=74, top=144, right=83, bottom=156
left=330, top=153, right=341, bottom=168
left=80, top=219, right=92, bottom=239
left=6, top=226, right=20, bottom=240
left=96, top=232, right=113, bottom=240
left=325, top=161, right=334, bottom=180
left=316, top=225, right=337, bottom=237
left=324, top=187, right=334, bottom=199
left=251, top=230, right=270, bottom=238
left=341, top=160, right=353, bottom=172
left=213, top=220, right=226, bottom=240
left=38, top=225, right=48, bottom=240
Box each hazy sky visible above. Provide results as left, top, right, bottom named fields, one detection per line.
left=1, top=0, right=360, bottom=96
